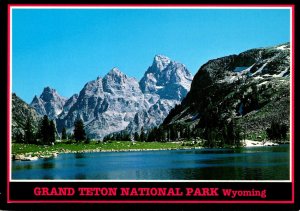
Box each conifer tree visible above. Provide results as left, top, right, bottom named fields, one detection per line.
left=140, top=127, right=146, bottom=142
left=24, top=116, right=34, bottom=144
left=41, top=115, right=50, bottom=144
left=134, top=132, right=140, bottom=141
left=74, top=118, right=86, bottom=142
left=62, top=127, right=67, bottom=140
left=49, top=120, right=56, bottom=143
left=266, top=121, right=288, bottom=141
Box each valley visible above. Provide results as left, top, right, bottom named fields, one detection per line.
left=12, top=43, right=291, bottom=151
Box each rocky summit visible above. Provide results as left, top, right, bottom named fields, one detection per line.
left=126, top=55, right=193, bottom=134
left=30, top=87, right=67, bottom=120
left=140, top=55, right=193, bottom=101
left=56, top=67, right=147, bottom=139
left=27, top=55, right=193, bottom=139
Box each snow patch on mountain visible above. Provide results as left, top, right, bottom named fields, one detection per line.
left=276, top=44, right=289, bottom=51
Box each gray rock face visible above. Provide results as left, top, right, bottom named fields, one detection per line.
left=30, top=55, right=193, bottom=139
left=140, top=55, right=193, bottom=100
left=125, top=55, right=193, bottom=134
left=57, top=68, right=148, bottom=139
left=58, top=94, right=78, bottom=119
left=123, top=55, right=193, bottom=134
left=30, top=87, right=67, bottom=119
left=126, top=98, right=178, bottom=133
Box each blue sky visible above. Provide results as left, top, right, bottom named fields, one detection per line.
left=12, top=7, right=291, bottom=103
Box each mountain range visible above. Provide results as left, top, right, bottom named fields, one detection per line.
left=12, top=43, right=290, bottom=142
left=29, top=55, right=193, bottom=139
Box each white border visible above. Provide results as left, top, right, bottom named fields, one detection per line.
left=10, top=6, right=293, bottom=9
left=9, top=5, right=293, bottom=183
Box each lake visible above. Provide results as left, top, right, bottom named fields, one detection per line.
left=12, top=144, right=289, bottom=180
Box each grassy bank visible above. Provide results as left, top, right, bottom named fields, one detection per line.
left=12, top=141, right=194, bottom=157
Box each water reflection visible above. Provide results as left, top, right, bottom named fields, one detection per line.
left=12, top=145, right=289, bottom=180
left=13, top=162, right=33, bottom=171
left=75, top=163, right=86, bottom=167
left=75, top=153, right=86, bottom=159
left=74, top=153, right=87, bottom=168
left=41, top=162, right=55, bottom=169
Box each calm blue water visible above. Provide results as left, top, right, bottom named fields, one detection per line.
left=12, top=145, right=289, bottom=180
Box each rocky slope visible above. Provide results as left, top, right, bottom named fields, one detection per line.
left=58, top=94, right=78, bottom=119
left=11, top=93, right=41, bottom=142
left=162, top=43, right=290, bottom=140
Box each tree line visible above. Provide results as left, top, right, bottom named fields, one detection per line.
left=103, top=108, right=288, bottom=148
left=15, top=115, right=88, bottom=145
left=107, top=121, right=286, bottom=146
left=18, top=113, right=288, bottom=146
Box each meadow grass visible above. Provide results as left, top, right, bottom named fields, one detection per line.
left=12, top=141, right=186, bottom=155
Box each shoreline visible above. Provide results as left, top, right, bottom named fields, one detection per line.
left=242, top=139, right=281, bottom=147
left=12, top=139, right=287, bottom=161
left=12, top=146, right=203, bottom=161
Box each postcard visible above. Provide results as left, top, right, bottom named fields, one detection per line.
left=1, top=3, right=297, bottom=210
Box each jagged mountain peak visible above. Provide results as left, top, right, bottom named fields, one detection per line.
left=41, top=86, right=60, bottom=97
left=154, top=54, right=170, bottom=60
left=152, top=55, right=171, bottom=71
left=103, top=67, right=130, bottom=90
left=43, top=86, right=54, bottom=92
left=39, top=86, right=66, bottom=102
left=105, top=67, right=127, bottom=78
left=140, top=55, right=193, bottom=100
left=30, top=86, right=67, bottom=119
left=102, top=67, right=140, bottom=96
left=31, top=95, right=40, bottom=102
left=110, top=67, right=122, bottom=73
